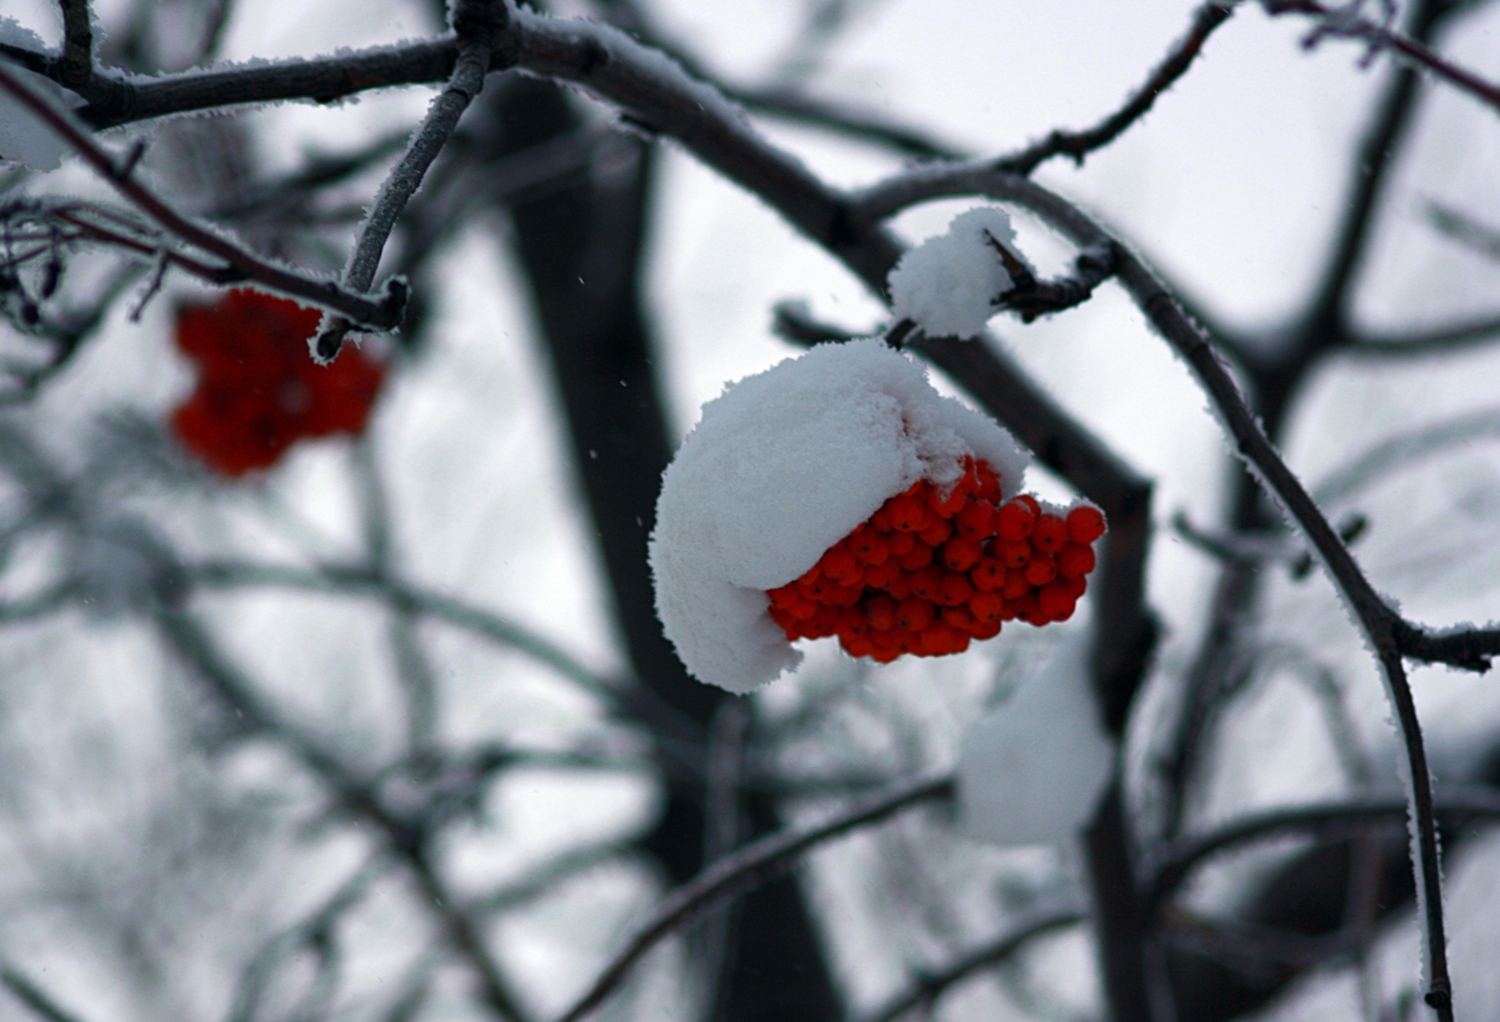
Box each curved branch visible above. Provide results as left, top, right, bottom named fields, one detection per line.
left=1148, top=785, right=1500, bottom=910
left=552, top=775, right=954, bottom=1022
left=995, top=2, right=1235, bottom=176
left=854, top=904, right=1085, bottom=1022
left=0, top=64, right=406, bottom=330
left=1344, top=313, right=1500, bottom=358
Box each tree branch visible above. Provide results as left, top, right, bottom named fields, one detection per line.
left=312, top=0, right=506, bottom=359
left=1148, top=785, right=1500, bottom=910
left=1345, top=313, right=1500, bottom=358
left=0, top=64, right=407, bottom=330
left=853, top=904, right=1085, bottom=1022
left=551, top=775, right=954, bottom=1022
left=55, top=0, right=94, bottom=89
left=995, top=2, right=1235, bottom=176
left=1267, top=0, right=1500, bottom=116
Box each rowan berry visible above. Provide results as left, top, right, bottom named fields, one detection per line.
left=1024, top=553, right=1057, bottom=587
left=1067, top=505, right=1107, bottom=545
left=942, top=535, right=982, bottom=573
left=936, top=572, right=973, bottom=607
left=918, top=518, right=953, bottom=547
left=956, top=500, right=996, bottom=539
left=970, top=557, right=1005, bottom=591
left=1057, top=542, right=1096, bottom=579
left=1032, top=514, right=1068, bottom=554
left=895, top=597, right=936, bottom=631
left=996, top=500, right=1035, bottom=541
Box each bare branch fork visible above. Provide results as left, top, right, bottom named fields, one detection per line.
left=0, top=64, right=407, bottom=330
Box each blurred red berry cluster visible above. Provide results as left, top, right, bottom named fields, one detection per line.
left=767, top=458, right=1106, bottom=663
left=171, top=290, right=385, bottom=476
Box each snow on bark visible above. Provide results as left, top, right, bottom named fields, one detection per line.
left=650, top=337, right=1029, bottom=693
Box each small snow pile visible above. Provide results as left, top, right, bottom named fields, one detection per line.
left=958, top=641, right=1114, bottom=848
left=650, top=337, right=1029, bottom=693
left=0, top=23, right=86, bottom=171
left=888, top=207, right=1028, bottom=340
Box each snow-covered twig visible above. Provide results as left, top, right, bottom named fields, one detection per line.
left=552, top=775, right=954, bottom=1022
left=0, top=64, right=407, bottom=331
left=854, top=903, right=1086, bottom=1022
left=56, top=0, right=94, bottom=89
left=995, top=1, right=1236, bottom=176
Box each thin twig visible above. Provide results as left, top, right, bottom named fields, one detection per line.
left=0, top=64, right=405, bottom=330
left=996, top=2, right=1235, bottom=176
left=1267, top=0, right=1500, bottom=115
left=552, top=775, right=954, bottom=1022
left=312, top=0, right=506, bottom=359
left=854, top=904, right=1085, bottom=1022
left=1346, top=313, right=1500, bottom=358
left=1313, top=406, right=1500, bottom=505
left=1, top=967, right=89, bottom=1022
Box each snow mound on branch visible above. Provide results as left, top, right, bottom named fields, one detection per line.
left=889, top=207, right=1026, bottom=340
left=650, top=337, right=1029, bottom=693
left=958, top=641, right=1114, bottom=847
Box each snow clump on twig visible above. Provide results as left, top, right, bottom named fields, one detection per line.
left=888, top=206, right=1028, bottom=340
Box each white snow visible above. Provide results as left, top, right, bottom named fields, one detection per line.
left=649, top=336, right=1030, bottom=693
left=957, top=641, right=1114, bottom=847
left=888, top=206, right=1028, bottom=340
left=0, top=24, right=86, bottom=172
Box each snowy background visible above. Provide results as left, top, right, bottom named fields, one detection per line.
left=1, top=0, right=1500, bottom=1020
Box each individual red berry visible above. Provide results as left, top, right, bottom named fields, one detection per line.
left=767, top=584, right=800, bottom=608
left=969, top=617, right=1002, bottom=640
left=1037, top=583, right=1077, bottom=621
left=848, top=525, right=891, bottom=565
left=819, top=545, right=862, bottom=586
left=840, top=633, right=874, bottom=658
left=1012, top=591, right=1045, bottom=625
left=864, top=594, right=899, bottom=631
left=1067, top=575, right=1087, bottom=598
left=1015, top=495, right=1041, bottom=517
left=996, top=500, right=1035, bottom=541
left=839, top=609, right=870, bottom=639
left=995, top=540, right=1032, bottom=569
left=970, top=557, right=1005, bottom=591
left=894, top=629, right=923, bottom=655
left=1032, top=514, right=1068, bottom=554
left=1067, top=504, right=1107, bottom=545
left=871, top=506, right=895, bottom=532
left=889, top=531, right=917, bottom=557
left=895, top=597, right=935, bottom=632
left=886, top=573, right=913, bottom=600
left=937, top=572, right=973, bottom=607
left=920, top=624, right=969, bottom=657
left=1057, top=542, right=1096, bottom=579
left=1002, top=569, right=1031, bottom=600
left=955, top=500, right=996, bottom=540
left=928, top=481, right=970, bottom=518
left=975, top=463, right=1002, bottom=503
left=824, top=583, right=863, bottom=608
left=788, top=596, right=819, bottom=621
left=897, top=542, right=934, bottom=572
left=888, top=493, right=929, bottom=532
left=918, top=518, right=953, bottom=547
left=863, top=559, right=902, bottom=590
left=942, top=535, right=983, bottom=573
left=908, top=566, right=944, bottom=602
left=1024, top=553, right=1058, bottom=587
left=969, top=590, right=1005, bottom=622
left=942, top=605, right=975, bottom=631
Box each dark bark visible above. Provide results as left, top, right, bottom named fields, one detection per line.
left=486, top=75, right=841, bottom=1021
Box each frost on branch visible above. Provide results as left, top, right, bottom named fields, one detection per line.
left=958, top=641, right=1114, bottom=848
left=888, top=207, right=1031, bottom=340
left=650, top=337, right=1034, bottom=693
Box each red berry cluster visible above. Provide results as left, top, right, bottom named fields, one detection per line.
left=172, top=290, right=385, bottom=476
left=766, top=458, right=1106, bottom=663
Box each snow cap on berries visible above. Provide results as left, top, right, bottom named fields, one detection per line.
left=650, top=337, right=1029, bottom=693
left=888, top=206, right=1029, bottom=340
left=958, top=641, right=1114, bottom=848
